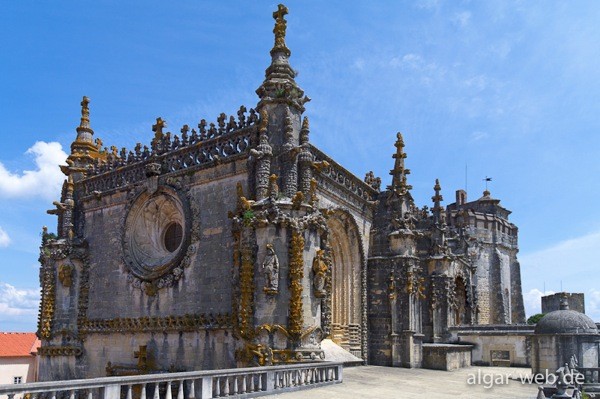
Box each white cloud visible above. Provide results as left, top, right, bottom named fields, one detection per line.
left=452, top=11, right=472, bottom=28
left=0, top=141, right=67, bottom=201
left=521, top=230, right=600, bottom=276
left=0, top=282, right=39, bottom=319
left=463, top=75, right=488, bottom=91
left=352, top=58, right=365, bottom=71
left=521, top=229, right=600, bottom=321
left=0, top=226, right=10, bottom=247
left=415, top=0, right=440, bottom=11
left=470, top=131, right=490, bottom=142
left=588, top=289, right=600, bottom=319
left=523, top=288, right=555, bottom=317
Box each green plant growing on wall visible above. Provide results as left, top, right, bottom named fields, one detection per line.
left=527, top=313, right=545, bottom=325
left=242, top=210, right=255, bottom=226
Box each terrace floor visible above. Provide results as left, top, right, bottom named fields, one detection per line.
left=272, top=365, right=537, bottom=399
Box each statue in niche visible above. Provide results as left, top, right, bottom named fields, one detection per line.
left=262, top=244, right=279, bottom=295
left=312, top=249, right=328, bottom=298
left=58, top=263, right=73, bottom=287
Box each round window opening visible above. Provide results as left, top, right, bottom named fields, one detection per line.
left=164, top=222, right=183, bottom=253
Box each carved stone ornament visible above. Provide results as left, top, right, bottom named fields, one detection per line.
left=262, top=244, right=279, bottom=295
left=58, top=263, right=73, bottom=287
left=122, top=185, right=197, bottom=294
left=312, top=249, right=327, bottom=298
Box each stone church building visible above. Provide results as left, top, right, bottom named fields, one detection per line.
left=36, top=4, right=525, bottom=380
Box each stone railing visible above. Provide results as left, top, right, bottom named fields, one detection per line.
left=0, top=362, right=342, bottom=399
left=309, top=144, right=378, bottom=206
left=580, top=367, right=600, bottom=384
left=81, top=126, right=257, bottom=197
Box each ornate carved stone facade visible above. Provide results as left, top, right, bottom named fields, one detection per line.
left=36, top=4, right=525, bottom=380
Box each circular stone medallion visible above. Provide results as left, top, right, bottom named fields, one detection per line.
left=123, top=187, right=190, bottom=282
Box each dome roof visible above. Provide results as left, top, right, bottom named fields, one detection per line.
left=535, top=308, right=598, bottom=335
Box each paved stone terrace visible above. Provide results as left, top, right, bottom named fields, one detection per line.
left=272, top=366, right=537, bottom=399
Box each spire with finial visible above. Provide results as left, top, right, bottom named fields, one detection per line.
left=388, top=132, right=412, bottom=195
left=65, top=96, right=102, bottom=176
left=256, top=4, right=310, bottom=112
left=432, top=178, right=444, bottom=224
left=72, top=96, right=95, bottom=148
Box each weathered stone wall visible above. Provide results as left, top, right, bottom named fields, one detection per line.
left=84, top=168, right=244, bottom=319
left=464, top=220, right=524, bottom=325
left=55, top=159, right=249, bottom=378
left=38, top=331, right=235, bottom=380
left=422, top=344, right=472, bottom=371
left=448, top=325, right=533, bottom=367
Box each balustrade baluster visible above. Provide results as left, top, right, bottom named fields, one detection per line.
left=176, top=381, right=183, bottom=399
left=223, top=377, right=230, bottom=396
left=214, top=377, right=220, bottom=397
left=232, top=376, right=238, bottom=394
left=153, top=383, right=160, bottom=399
left=140, top=384, right=147, bottom=399
left=51, top=392, right=57, bottom=399
left=87, top=390, right=93, bottom=399
left=241, top=375, right=247, bottom=394
left=188, top=379, right=196, bottom=399
left=166, top=381, right=172, bottom=399
left=249, top=374, right=255, bottom=392
left=257, top=374, right=263, bottom=391
left=126, top=385, right=133, bottom=399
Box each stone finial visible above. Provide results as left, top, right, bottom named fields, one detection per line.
left=272, top=4, right=290, bottom=57
left=300, top=116, right=310, bottom=145
left=388, top=132, right=412, bottom=194
left=152, top=117, right=166, bottom=141
left=78, top=96, right=91, bottom=131
left=259, top=109, right=269, bottom=132
left=66, top=96, right=102, bottom=174
left=432, top=179, right=444, bottom=225
left=559, top=297, right=570, bottom=310
left=268, top=174, right=279, bottom=200
left=432, top=179, right=443, bottom=206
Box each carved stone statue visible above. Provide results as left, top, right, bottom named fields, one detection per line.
left=312, top=249, right=328, bottom=298
left=58, top=263, right=73, bottom=287
left=262, top=244, right=279, bottom=295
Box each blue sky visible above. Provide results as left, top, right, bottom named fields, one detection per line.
left=1, top=1, right=599, bottom=331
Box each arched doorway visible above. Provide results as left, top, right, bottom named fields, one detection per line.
left=327, top=210, right=364, bottom=358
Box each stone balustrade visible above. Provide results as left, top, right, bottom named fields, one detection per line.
left=309, top=144, right=378, bottom=205
left=81, top=126, right=256, bottom=197
left=0, top=362, right=342, bottom=399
